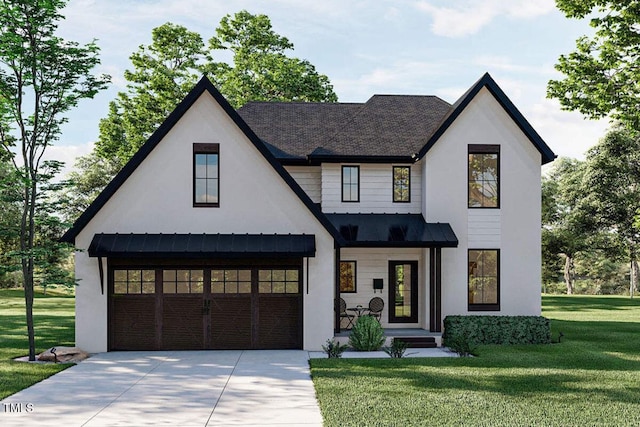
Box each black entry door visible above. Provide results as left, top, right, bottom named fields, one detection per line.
left=389, top=261, right=418, bottom=323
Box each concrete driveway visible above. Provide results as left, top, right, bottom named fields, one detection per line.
left=0, top=350, right=323, bottom=426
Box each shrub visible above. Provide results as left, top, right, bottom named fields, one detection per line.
left=446, top=333, right=478, bottom=357
left=349, top=315, right=385, bottom=351
left=383, top=338, right=410, bottom=358
left=321, top=338, right=349, bottom=358
left=443, top=315, right=551, bottom=346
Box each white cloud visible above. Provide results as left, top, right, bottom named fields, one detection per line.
left=414, top=0, right=556, bottom=38
left=44, top=141, right=95, bottom=179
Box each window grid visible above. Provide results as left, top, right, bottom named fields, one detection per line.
left=339, top=261, right=357, bottom=293
left=393, top=166, right=410, bottom=203
left=193, top=143, right=220, bottom=207
left=211, top=269, right=252, bottom=294
left=258, top=269, right=300, bottom=294
left=468, top=249, right=500, bottom=311
left=162, top=269, right=204, bottom=294
left=468, top=145, right=500, bottom=208
left=341, top=165, right=360, bottom=202
left=114, top=269, right=155, bottom=294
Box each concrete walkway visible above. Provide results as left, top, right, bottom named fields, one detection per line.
left=0, top=350, right=323, bottom=426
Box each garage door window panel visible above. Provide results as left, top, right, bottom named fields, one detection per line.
left=162, top=269, right=204, bottom=294
left=212, top=269, right=251, bottom=294
left=259, top=269, right=300, bottom=294
left=113, top=269, right=155, bottom=294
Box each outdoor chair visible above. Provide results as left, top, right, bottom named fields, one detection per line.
left=365, top=297, right=384, bottom=324
left=339, top=297, right=355, bottom=329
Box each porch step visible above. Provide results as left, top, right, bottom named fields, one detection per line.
left=392, top=336, right=438, bottom=348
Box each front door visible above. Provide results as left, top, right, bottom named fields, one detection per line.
left=388, top=261, right=418, bottom=323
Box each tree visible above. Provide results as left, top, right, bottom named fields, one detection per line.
left=0, top=0, right=109, bottom=360
left=548, top=1, right=640, bottom=128
left=541, top=157, right=592, bottom=294
left=0, top=154, right=20, bottom=287
left=205, top=10, right=337, bottom=108
left=95, top=23, right=205, bottom=165
left=581, top=126, right=640, bottom=297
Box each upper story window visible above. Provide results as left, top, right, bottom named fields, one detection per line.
left=468, top=144, right=500, bottom=208
left=393, top=166, right=410, bottom=203
left=342, top=165, right=360, bottom=202
left=193, top=143, right=219, bottom=207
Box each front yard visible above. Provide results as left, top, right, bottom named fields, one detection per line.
left=0, top=288, right=75, bottom=400
left=311, top=295, right=640, bottom=426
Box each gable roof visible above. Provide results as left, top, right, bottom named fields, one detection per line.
left=238, top=72, right=555, bottom=165
left=416, top=72, right=556, bottom=164
left=61, top=76, right=341, bottom=243
left=238, top=95, right=451, bottom=162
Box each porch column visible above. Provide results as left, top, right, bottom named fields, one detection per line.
left=429, top=247, right=442, bottom=332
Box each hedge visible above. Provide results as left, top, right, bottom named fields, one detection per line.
left=443, top=315, right=551, bottom=345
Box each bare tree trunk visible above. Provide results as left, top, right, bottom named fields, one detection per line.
left=20, top=177, right=37, bottom=361
left=563, top=255, right=574, bottom=295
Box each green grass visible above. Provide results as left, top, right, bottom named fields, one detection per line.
left=311, top=295, right=640, bottom=427
left=0, top=288, right=75, bottom=399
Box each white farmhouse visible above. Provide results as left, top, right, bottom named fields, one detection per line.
left=62, top=73, right=555, bottom=352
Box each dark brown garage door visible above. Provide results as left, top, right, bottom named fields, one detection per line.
left=109, top=265, right=302, bottom=350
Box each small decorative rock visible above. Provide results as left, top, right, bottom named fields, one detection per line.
left=37, top=346, right=90, bottom=363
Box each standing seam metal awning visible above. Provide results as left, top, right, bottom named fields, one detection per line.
left=88, top=233, right=316, bottom=258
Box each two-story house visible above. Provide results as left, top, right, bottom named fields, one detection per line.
left=62, top=73, right=555, bottom=352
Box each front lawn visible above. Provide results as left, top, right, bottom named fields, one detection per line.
left=310, top=295, right=640, bottom=426
left=0, top=288, right=75, bottom=400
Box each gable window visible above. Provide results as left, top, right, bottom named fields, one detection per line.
left=468, top=249, right=499, bottom=311
left=393, top=166, right=410, bottom=202
left=468, top=145, right=499, bottom=208
left=194, top=143, right=219, bottom=207
left=342, top=165, right=360, bottom=202
left=339, top=261, right=357, bottom=293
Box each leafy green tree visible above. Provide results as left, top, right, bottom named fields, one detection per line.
left=95, top=23, right=205, bottom=165
left=0, top=0, right=109, bottom=360
left=582, top=126, right=640, bottom=297
left=548, top=0, right=640, bottom=128
left=205, top=10, right=337, bottom=108
left=541, top=158, right=592, bottom=294
left=0, top=155, right=20, bottom=287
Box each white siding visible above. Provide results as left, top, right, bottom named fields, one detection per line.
left=468, top=210, right=501, bottom=247
left=321, top=163, right=422, bottom=213
left=284, top=166, right=321, bottom=204
left=74, top=91, right=335, bottom=352
left=340, top=248, right=426, bottom=329
left=424, top=87, right=542, bottom=318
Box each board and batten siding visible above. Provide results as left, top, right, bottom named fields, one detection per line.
left=321, top=163, right=422, bottom=213
left=284, top=166, right=322, bottom=204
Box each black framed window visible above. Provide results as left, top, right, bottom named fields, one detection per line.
left=194, top=143, right=219, bottom=207
left=342, top=165, right=359, bottom=202
left=393, top=166, right=410, bottom=203
left=162, top=269, right=204, bottom=294
left=339, top=261, right=357, bottom=293
left=468, top=249, right=500, bottom=311
left=468, top=145, right=499, bottom=208
left=258, top=269, right=300, bottom=294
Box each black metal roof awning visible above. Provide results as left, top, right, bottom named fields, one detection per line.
left=88, top=233, right=316, bottom=258
left=326, top=214, right=458, bottom=248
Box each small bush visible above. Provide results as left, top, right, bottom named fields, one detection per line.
left=383, top=338, right=409, bottom=358
left=446, top=334, right=478, bottom=357
left=443, top=315, right=551, bottom=345
left=321, top=338, right=349, bottom=358
left=349, top=315, right=385, bottom=351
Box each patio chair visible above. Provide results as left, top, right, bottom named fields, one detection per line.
left=365, top=297, right=384, bottom=324
left=339, top=297, right=355, bottom=329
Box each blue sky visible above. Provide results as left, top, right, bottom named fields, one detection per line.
left=50, top=0, right=610, bottom=173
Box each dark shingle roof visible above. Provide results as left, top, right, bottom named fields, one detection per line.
left=238, top=95, right=452, bottom=160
